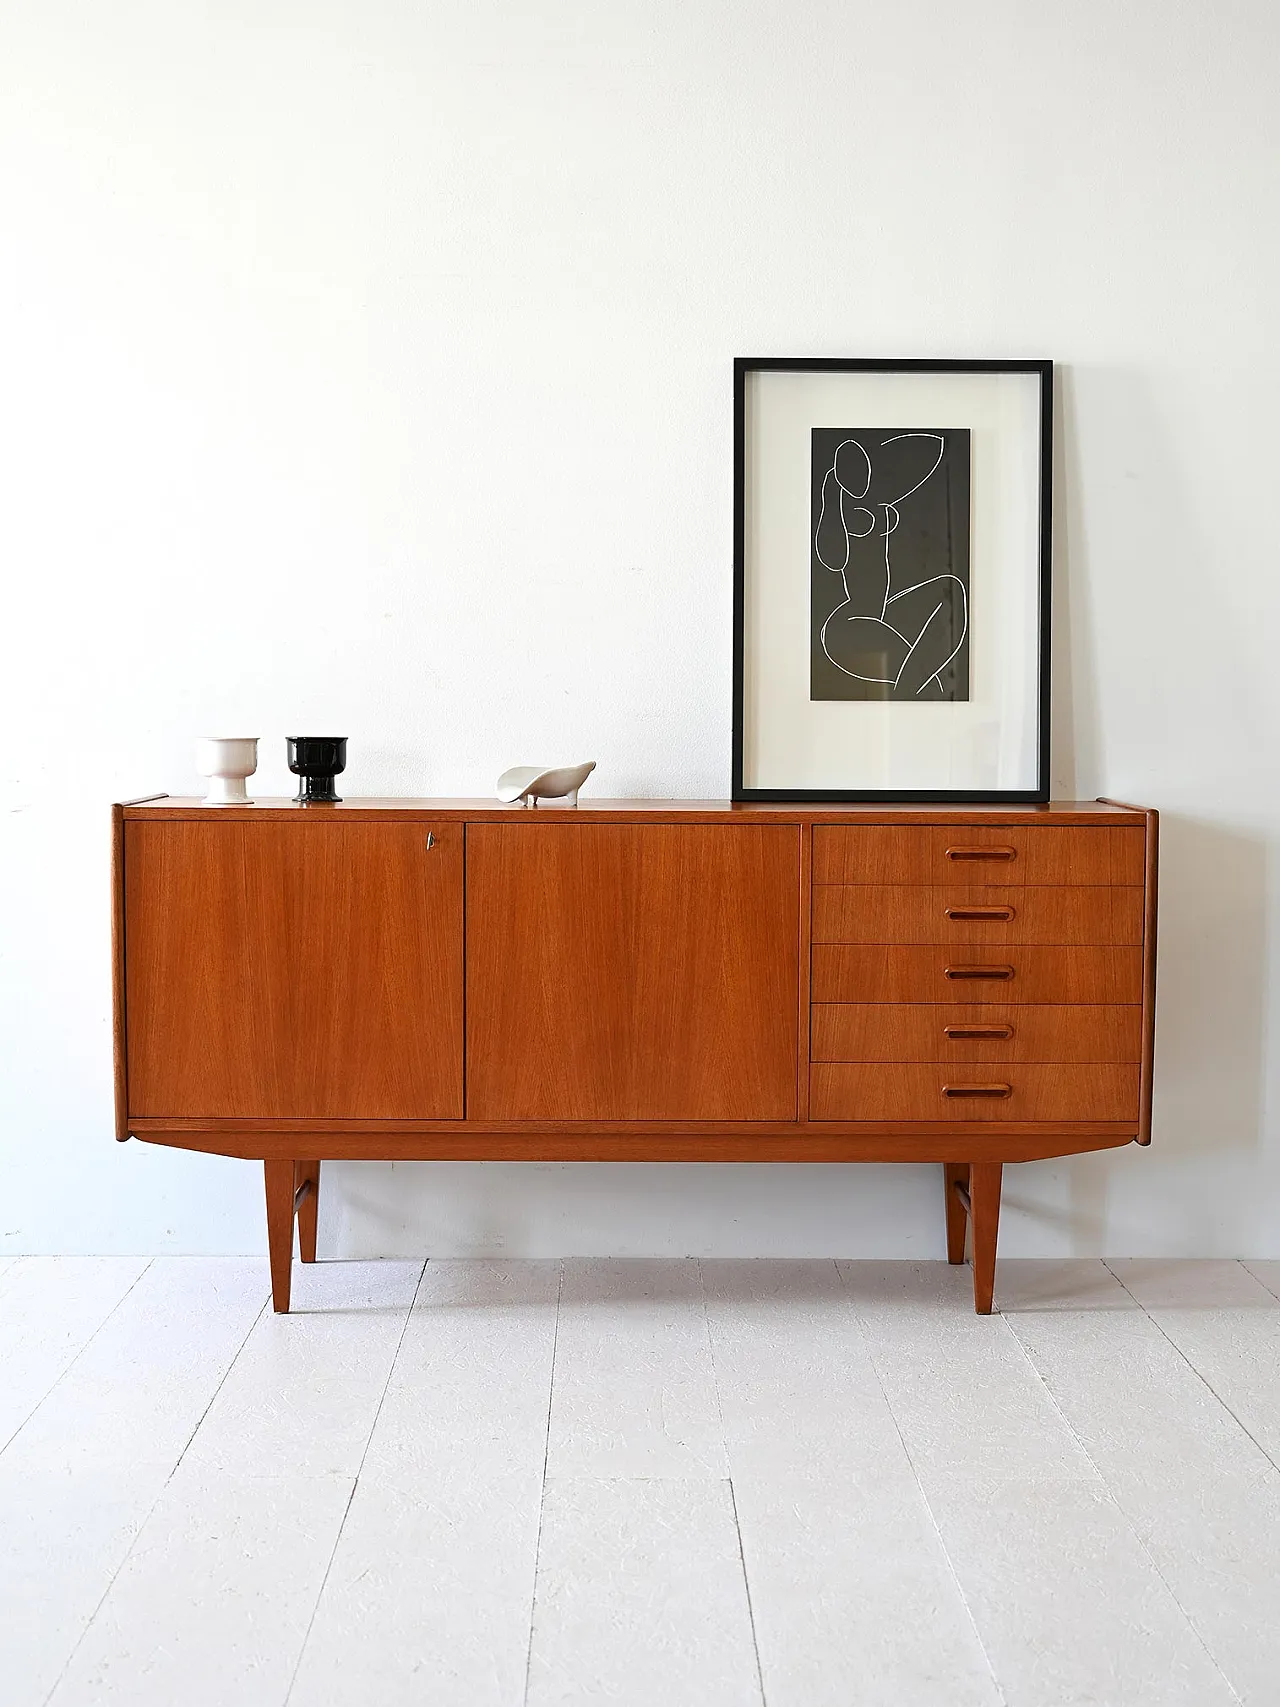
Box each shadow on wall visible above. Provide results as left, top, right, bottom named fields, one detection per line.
left=1145, top=812, right=1268, bottom=1159
left=1004, top=812, right=1268, bottom=1253
left=319, top=1160, right=948, bottom=1261
left=313, top=814, right=1269, bottom=1261
left=309, top=367, right=1267, bottom=1263
left=1013, top=366, right=1269, bottom=1251
left=1048, top=364, right=1101, bottom=800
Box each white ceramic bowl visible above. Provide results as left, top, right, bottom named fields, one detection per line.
left=195, top=736, right=259, bottom=805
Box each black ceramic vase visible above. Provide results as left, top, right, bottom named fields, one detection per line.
left=286, top=736, right=347, bottom=804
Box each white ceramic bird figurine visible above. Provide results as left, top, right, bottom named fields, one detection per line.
left=496, top=761, right=596, bottom=808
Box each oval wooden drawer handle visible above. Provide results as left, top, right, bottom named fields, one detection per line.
left=945, top=846, right=1017, bottom=861
left=945, top=906, right=1015, bottom=922
left=944, top=965, right=1015, bottom=981
left=943, top=1083, right=1013, bottom=1098
left=944, top=1025, right=1014, bottom=1040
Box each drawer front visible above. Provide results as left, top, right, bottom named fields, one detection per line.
left=811, top=1063, right=1140, bottom=1122
left=811, top=944, right=1144, bottom=1005
left=812, top=884, right=1144, bottom=947
left=811, top=1003, right=1143, bottom=1064
left=813, top=825, right=1146, bottom=887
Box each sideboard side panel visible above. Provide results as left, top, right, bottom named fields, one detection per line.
left=1139, top=807, right=1160, bottom=1144
left=111, top=804, right=129, bottom=1139
left=466, top=823, right=800, bottom=1120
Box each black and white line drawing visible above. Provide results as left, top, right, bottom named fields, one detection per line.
left=810, top=427, right=971, bottom=701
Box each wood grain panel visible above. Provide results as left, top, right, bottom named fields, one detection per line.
left=123, top=798, right=1146, bottom=823
left=111, top=804, right=128, bottom=1140
left=131, top=1123, right=1140, bottom=1163
left=812, top=884, right=1143, bottom=946
left=811, top=1003, right=1143, bottom=1064
left=796, top=822, right=812, bottom=1120
left=466, top=823, right=799, bottom=1120
left=811, top=1063, right=1140, bottom=1122
left=1141, top=806, right=1159, bottom=1144
left=1098, top=801, right=1161, bottom=1146
left=811, top=944, right=1144, bottom=1005
left=125, top=821, right=464, bottom=1119
left=813, top=825, right=1147, bottom=886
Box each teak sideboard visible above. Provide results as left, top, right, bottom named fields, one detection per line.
left=111, top=797, right=1157, bottom=1313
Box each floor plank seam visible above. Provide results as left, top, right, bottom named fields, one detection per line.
left=726, top=1477, right=768, bottom=1707
left=696, top=1259, right=767, bottom=1705
left=1004, top=1300, right=1248, bottom=1707
left=0, top=1256, right=23, bottom=1302
left=282, top=1257, right=427, bottom=1707
left=835, top=1263, right=1010, bottom=1707
left=696, top=1255, right=732, bottom=1478
left=1243, top=1260, right=1280, bottom=1304
left=1, top=1257, right=155, bottom=1462
left=21, top=1258, right=1280, bottom=1707
left=1103, top=1258, right=1280, bottom=1477
left=521, top=1257, right=564, bottom=1707
left=38, top=1271, right=270, bottom=1707
left=166, top=1291, right=273, bottom=1470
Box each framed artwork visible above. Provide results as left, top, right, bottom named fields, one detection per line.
left=732, top=358, right=1052, bottom=802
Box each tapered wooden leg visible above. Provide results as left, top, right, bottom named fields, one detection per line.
left=943, top=1163, right=969, bottom=1264
left=969, top=1161, right=1003, bottom=1315
left=264, top=1159, right=295, bottom=1313
left=295, top=1161, right=320, bottom=1263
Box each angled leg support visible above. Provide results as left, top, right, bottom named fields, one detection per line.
left=968, top=1162, right=1003, bottom=1315
left=264, top=1159, right=322, bottom=1312
left=264, top=1160, right=296, bottom=1313
left=943, top=1163, right=970, bottom=1264
left=295, top=1161, right=320, bottom=1263
left=945, top=1161, right=1003, bottom=1313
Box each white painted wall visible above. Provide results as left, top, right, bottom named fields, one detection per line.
left=2, top=0, right=1278, bottom=1259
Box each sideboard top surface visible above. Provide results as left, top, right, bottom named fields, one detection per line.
left=120, top=797, right=1148, bottom=825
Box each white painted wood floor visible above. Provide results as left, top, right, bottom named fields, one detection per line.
left=2, top=1257, right=1279, bottom=1706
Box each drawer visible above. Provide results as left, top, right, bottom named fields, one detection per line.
left=813, top=825, right=1146, bottom=887
left=811, top=944, right=1144, bottom=1005
left=812, top=884, right=1143, bottom=947
left=810, top=1063, right=1140, bottom=1122
left=811, top=1003, right=1143, bottom=1064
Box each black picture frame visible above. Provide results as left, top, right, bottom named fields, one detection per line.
left=732, top=357, right=1053, bottom=803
